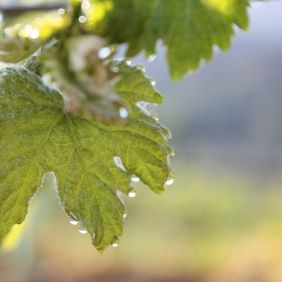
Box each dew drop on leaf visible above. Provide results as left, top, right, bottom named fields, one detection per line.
left=111, top=66, right=119, bottom=73
left=119, top=107, right=128, bottom=119
left=82, top=0, right=90, bottom=11
left=113, top=156, right=126, bottom=171
left=136, top=65, right=145, bottom=72
left=112, top=239, right=120, bottom=248
left=98, top=47, right=111, bottom=59
left=131, top=175, right=140, bottom=183
left=30, top=29, right=39, bottom=39
left=150, top=79, right=156, bottom=86
left=125, top=60, right=132, bottom=66
left=128, top=190, right=136, bottom=198
left=79, top=228, right=88, bottom=235
left=152, top=114, right=159, bottom=122
left=69, top=219, right=79, bottom=225
left=164, top=128, right=172, bottom=140
left=58, top=8, right=66, bottom=15
left=165, top=177, right=174, bottom=187
left=79, top=16, right=87, bottom=23
left=169, top=148, right=175, bottom=157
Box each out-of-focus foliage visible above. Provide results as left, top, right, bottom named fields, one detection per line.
left=0, top=0, right=250, bottom=78
left=87, top=0, right=249, bottom=79
left=0, top=10, right=70, bottom=62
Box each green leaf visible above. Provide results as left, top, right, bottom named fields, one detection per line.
left=0, top=63, right=171, bottom=251
left=42, top=36, right=126, bottom=121
left=89, top=0, right=249, bottom=79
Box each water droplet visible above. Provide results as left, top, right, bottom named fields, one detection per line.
left=98, top=47, right=111, bottom=59
left=29, top=29, right=39, bottom=39
left=169, top=148, right=175, bottom=157
left=150, top=79, right=156, bottom=87
left=69, top=219, right=79, bottom=225
left=125, top=60, right=132, bottom=66
left=150, top=114, right=159, bottom=122
left=123, top=212, right=128, bottom=219
left=4, top=27, right=12, bottom=36
left=113, top=156, right=126, bottom=171
left=148, top=54, right=157, bottom=62
left=82, top=0, right=90, bottom=11
left=79, top=228, right=88, bottom=235
left=119, top=107, right=128, bottom=119
left=131, top=175, right=140, bottom=183
left=112, top=239, right=120, bottom=248
left=136, top=65, right=145, bottom=72
left=128, top=190, right=136, bottom=198
left=111, top=66, right=119, bottom=73
left=165, top=177, right=174, bottom=187
left=58, top=8, right=65, bottom=15
left=25, top=25, right=33, bottom=33
left=18, top=25, right=39, bottom=39
left=164, top=128, right=172, bottom=140
left=79, top=15, right=87, bottom=23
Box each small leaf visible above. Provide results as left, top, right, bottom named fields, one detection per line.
left=42, top=36, right=125, bottom=121
left=89, top=0, right=249, bottom=79
left=0, top=63, right=171, bottom=251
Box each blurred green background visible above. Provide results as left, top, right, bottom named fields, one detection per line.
left=1, top=1, right=282, bottom=282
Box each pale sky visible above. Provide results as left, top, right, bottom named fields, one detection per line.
left=249, top=1, right=282, bottom=41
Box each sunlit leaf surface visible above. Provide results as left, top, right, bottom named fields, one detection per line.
left=0, top=63, right=171, bottom=251
left=89, top=0, right=249, bottom=79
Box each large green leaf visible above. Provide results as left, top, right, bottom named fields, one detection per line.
left=0, top=63, right=171, bottom=251
left=88, top=0, right=249, bottom=79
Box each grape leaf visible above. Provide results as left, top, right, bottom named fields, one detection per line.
left=0, top=63, right=171, bottom=251
left=88, top=0, right=249, bottom=79
left=42, top=36, right=126, bottom=121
